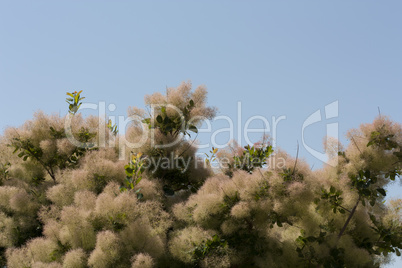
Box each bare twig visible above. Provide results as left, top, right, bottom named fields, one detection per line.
left=338, top=205, right=352, bottom=214
left=257, top=168, right=266, bottom=180
left=177, top=133, right=199, bottom=158
left=351, top=136, right=362, bottom=155
left=338, top=196, right=360, bottom=239
left=292, top=141, right=299, bottom=176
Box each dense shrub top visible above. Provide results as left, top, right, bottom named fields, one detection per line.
left=0, top=82, right=401, bottom=267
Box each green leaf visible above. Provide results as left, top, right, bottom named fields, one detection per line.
left=164, top=116, right=170, bottom=124
left=135, top=176, right=142, bottom=185
left=369, top=199, right=376, bottom=207
left=369, top=214, right=377, bottom=223
left=394, top=151, right=402, bottom=158
left=307, top=236, right=316, bottom=242
left=362, top=189, right=371, bottom=196
left=163, top=185, right=175, bottom=196
left=396, top=248, right=401, bottom=257
left=156, top=115, right=163, bottom=123
left=125, top=169, right=134, bottom=177
left=330, top=186, right=335, bottom=193
left=189, top=125, right=198, bottom=133
left=377, top=188, right=386, bottom=197
left=189, top=99, right=194, bottom=107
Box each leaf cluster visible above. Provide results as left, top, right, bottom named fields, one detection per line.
left=320, top=186, right=347, bottom=214
left=349, top=170, right=386, bottom=207
left=9, top=126, right=97, bottom=183
left=66, top=90, right=85, bottom=115
left=190, top=234, right=228, bottom=265
left=120, top=152, right=145, bottom=200
left=107, top=119, right=118, bottom=136
left=142, top=100, right=198, bottom=137
left=369, top=214, right=402, bottom=257
left=226, top=144, right=273, bottom=176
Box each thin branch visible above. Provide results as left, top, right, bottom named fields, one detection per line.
left=292, top=141, right=299, bottom=176
left=351, top=135, right=362, bottom=155
left=177, top=132, right=199, bottom=158
left=10, top=128, right=58, bottom=182
left=220, top=186, right=228, bottom=196
left=30, top=152, right=56, bottom=182
left=338, top=205, right=352, bottom=214
left=257, top=168, right=266, bottom=180
left=338, top=196, right=360, bottom=239
left=392, top=160, right=402, bottom=166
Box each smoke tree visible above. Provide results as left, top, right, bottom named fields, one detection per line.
left=0, top=82, right=401, bottom=267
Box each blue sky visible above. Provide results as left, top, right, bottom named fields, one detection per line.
left=1, top=1, right=401, bottom=265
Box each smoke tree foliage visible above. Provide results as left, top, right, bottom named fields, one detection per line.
left=0, top=82, right=401, bottom=268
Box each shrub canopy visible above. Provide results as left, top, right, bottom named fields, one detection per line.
left=0, top=82, right=401, bottom=267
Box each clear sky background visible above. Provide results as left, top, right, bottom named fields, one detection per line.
left=1, top=1, right=401, bottom=266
